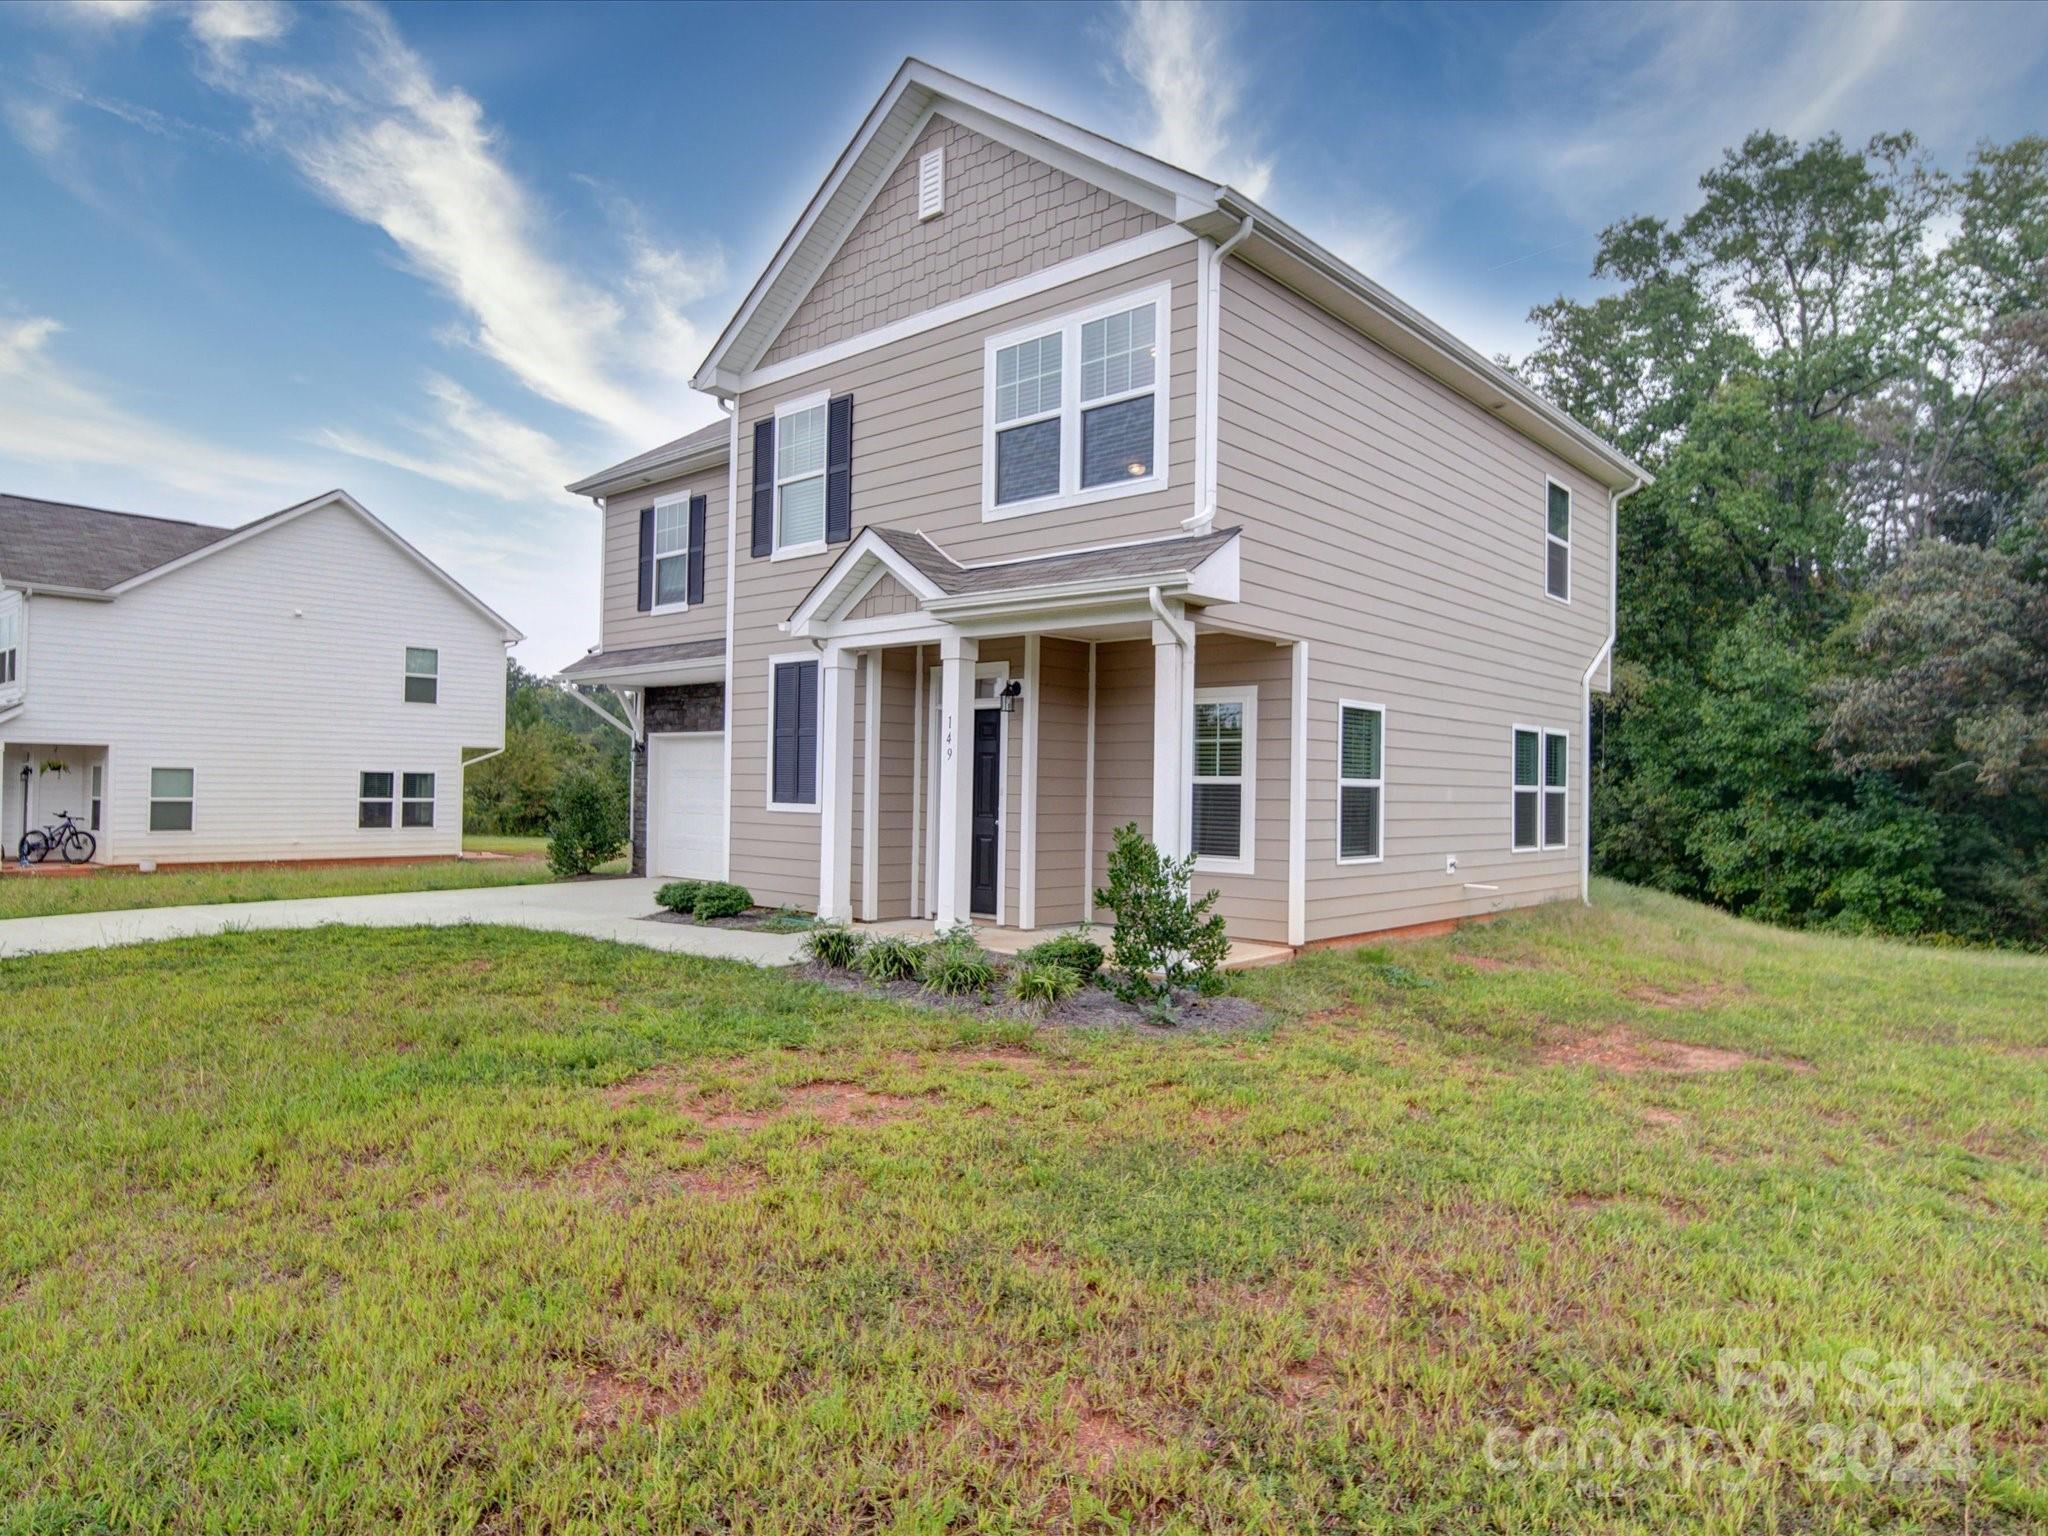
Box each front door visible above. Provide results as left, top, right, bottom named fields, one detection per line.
left=970, top=709, right=1000, bottom=915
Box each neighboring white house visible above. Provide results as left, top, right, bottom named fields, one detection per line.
left=0, top=489, right=521, bottom=866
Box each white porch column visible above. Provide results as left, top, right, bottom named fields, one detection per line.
left=933, top=632, right=978, bottom=932
left=817, top=647, right=857, bottom=923
left=861, top=648, right=881, bottom=922
left=1150, top=614, right=1189, bottom=859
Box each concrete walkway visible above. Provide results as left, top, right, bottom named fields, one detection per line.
left=0, top=878, right=809, bottom=965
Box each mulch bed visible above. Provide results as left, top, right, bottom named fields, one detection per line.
left=792, top=960, right=1269, bottom=1035
left=643, top=907, right=812, bottom=933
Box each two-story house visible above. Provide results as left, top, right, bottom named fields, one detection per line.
left=563, top=60, right=1647, bottom=948
left=1, top=489, right=520, bottom=866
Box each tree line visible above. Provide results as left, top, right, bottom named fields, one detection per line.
left=1522, top=131, right=2047, bottom=946
left=464, top=660, right=630, bottom=838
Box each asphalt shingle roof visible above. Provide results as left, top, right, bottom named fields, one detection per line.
left=559, top=637, right=726, bottom=678
left=0, top=493, right=232, bottom=593
left=868, top=525, right=1239, bottom=598
left=566, top=421, right=730, bottom=497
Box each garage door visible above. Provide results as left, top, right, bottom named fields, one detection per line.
left=649, top=732, right=723, bottom=880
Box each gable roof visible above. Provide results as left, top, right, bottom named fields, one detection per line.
left=564, top=418, right=729, bottom=500
left=1, top=488, right=522, bottom=641
left=0, top=493, right=231, bottom=594
left=691, top=58, right=1649, bottom=493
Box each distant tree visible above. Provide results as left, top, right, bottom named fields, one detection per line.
left=465, top=661, right=631, bottom=836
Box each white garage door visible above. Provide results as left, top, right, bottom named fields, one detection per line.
left=649, top=732, right=723, bottom=880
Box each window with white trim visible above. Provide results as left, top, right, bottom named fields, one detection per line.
left=652, top=495, right=690, bottom=608
left=89, top=763, right=101, bottom=833
left=1338, top=702, right=1384, bottom=863
left=404, top=647, right=438, bottom=704
left=402, top=772, right=436, bottom=828
left=1546, top=481, right=1571, bottom=601
left=776, top=401, right=828, bottom=554
left=1543, top=731, right=1568, bottom=849
left=769, top=658, right=819, bottom=808
left=1512, top=728, right=1569, bottom=851
left=0, top=600, right=17, bottom=688
left=984, top=284, right=1168, bottom=517
left=150, top=767, right=194, bottom=833
left=359, top=772, right=394, bottom=828
left=1190, top=686, right=1254, bottom=873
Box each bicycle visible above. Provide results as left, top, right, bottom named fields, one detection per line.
left=18, top=810, right=95, bottom=867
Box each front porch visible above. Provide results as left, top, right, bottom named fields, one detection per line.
left=1, top=741, right=107, bottom=865
left=789, top=523, right=1306, bottom=947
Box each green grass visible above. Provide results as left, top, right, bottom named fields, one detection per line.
left=0, top=834, right=623, bottom=921
left=0, top=880, right=2040, bottom=1533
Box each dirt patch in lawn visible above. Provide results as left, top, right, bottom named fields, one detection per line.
left=1453, top=953, right=1538, bottom=973
left=574, top=1363, right=688, bottom=1435
left=797, top=961, right=1269, bottom=1035
left=1626, top=982, right=1738, bottom=1010
left=1539, top=1027, right=1809, bottom=1077
left=1068, top=1390, right=1163, bottom=1470
left=605, top=1068, right=921, bottom=1129
left=1638, top=1105, right=1689, bottom=1129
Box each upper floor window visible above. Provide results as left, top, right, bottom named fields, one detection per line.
left=776, top=398, right=828, bottom=556
left=983, top=283, right=1169, bottom=519
left=652, top=496, right=690, bottom=608
left=1546, top=481, right=1571, bottom=601
left=404, top=647, right=439, bottom=704
left=0, top=601, right=17, bottom=688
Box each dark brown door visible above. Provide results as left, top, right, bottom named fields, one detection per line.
left=971, top=709, right=1000, bottom=915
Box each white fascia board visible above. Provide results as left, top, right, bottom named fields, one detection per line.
left=564, top=660, right=725, bottom=689
left=923, top=572, right=1193, bottom=622
left=567, top=443, right=729, bottom=501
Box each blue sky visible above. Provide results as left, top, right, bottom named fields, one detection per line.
left=4, top=0, right=2045, bottom=670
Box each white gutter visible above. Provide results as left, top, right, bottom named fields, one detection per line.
left=1145, top=583, right=1193, bottom=648
left=1185, top=214, right=1254, bottom=535
left=1581, top=477, right=1644, bottom=904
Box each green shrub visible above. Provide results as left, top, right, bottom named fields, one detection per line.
left=1092, top=822, right=1230, bottom=1015
left=690, top=882, right=752, bottom=922
left=859, top=934, right=924, bottom=984
left=804, top=925, right=866, bottom=969
left=1011, top=959, right=1080, bottom=1008
left=1019, top=931, right=1105, bottom=982
left=546, top=770, right=626, bottom=878
left=655, top=880, right=704, bottom=915
left=760, top=907, right=814, bottom=934
left=919, top=932, right=1000, bottom=996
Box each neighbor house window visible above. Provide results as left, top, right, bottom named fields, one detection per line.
left=1190, top=687, right=1255, bottom=874
left=359, top=772, right=394, bottom=828
left=402, top=773, right=435, bottom=828
left=404, top=647, right=439, bottom=704
left=775, top=399, right=828, bottom=555
left=1546, top=481, right=1571, bottom=601
left=89, top=763, right=102, bottom=833
left=0, top=600, right=18, bottom=687
left=1543, top=731, right=1568, bottom=849
left=652, top=496, right=690, bottom=608
left=984, top=284, right=1168, bottom=516
left=769, top=657, right=819, bottom=809
left=1338, top=702, right=1384, bottom=863
left=150, top=768, right=194, bottom=832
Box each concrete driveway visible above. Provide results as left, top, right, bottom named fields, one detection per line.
left=0, top=878, right=809, bottom=965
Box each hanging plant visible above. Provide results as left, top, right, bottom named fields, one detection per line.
left=39, top=759, right=69, bottom=777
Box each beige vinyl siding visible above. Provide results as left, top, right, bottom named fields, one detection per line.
left=1087, top=638, right=1154, bottom=912
left=599, top=468, right=728, bottom=652
left=1190, top=632, right=1293, bottom=940
left=875, top=649, right=917, bottom=918
left=762, top=114, right=1164, bottom=368
left=1215, top=260, right=1612, bottom=941
left=729, top=242, right=1198, bottom=911
left=1032, top=637, right=1090, bottom=926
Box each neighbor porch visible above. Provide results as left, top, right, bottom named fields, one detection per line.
left=1, top=740, right=107, bottom=865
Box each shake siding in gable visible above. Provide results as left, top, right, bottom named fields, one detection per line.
left=728, top=242, right=1198, bottom=911
left=1214, top=261, right=1612, bottom=940
left=599, top=468, right=728, bottom=651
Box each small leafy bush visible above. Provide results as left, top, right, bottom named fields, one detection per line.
left=1011, top=959, right=1080, bottom=1008
left=919, top=933, right=1000, bottom=996
left=546, top=770, right=626, bottom=879
left=690, top=882, right=752, bottom=922
left=655, top=880, right=704, bottom=915
left=760, top=907, right=814, bottom=933
left=1093, top=822, right=1230, bottom=1014
left=859, top=934, right=924, bottom=984
left=804, top=925, right=866, bottom=969
left=1019, top=932, right=1105, bottom=982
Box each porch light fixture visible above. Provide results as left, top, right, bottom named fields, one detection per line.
left=997, top=679, right=1023, bottom=714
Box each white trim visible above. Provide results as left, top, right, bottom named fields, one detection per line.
left=818, top=649, right=857, bottom=921
left=645, top=728, right=727, bottom=882
left=737, top=227, right=1197, bottom=395
left=981, top=280, right=1172, bottom=521
left=917, top=146, right=944, bottom=220
left=1287, top=641, right=1307, bottom=945
left=1018, top=634, right=1040, bottom=930
left=403, top=645, right=439, bottom=705
left=785, top=525, right=948, bottom=634
left=773, top=391, right=832, bottom=559
left=861, top=649, right=881, bottom=920
left=1191, top=236, right=1212, bottom=525
left=1542, top=726, right=1570, bottom=851
left=148, top=765, right=196, bottom=834
left=1510, top=722, right=1542, bottom=853
left=1545, top=475, right=1572, bottom=605
left=1083, top=639, right=1097, bottom=927
left=1335, top=698, right=1386, bottom=866
left=924, top=660, right=1008, bottom=923
left=765, top=650, right=823, bottom=815
left=1190, top=683, right=1255, bottom=877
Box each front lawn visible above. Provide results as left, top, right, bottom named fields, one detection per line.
left=0, top=883, right=2040, bottom=1532
left=0, top=835, right=586, bottom=921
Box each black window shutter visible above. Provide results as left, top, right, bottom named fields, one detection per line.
left=687, top=494, right=707, bottom=606
left=796, top=660, right=818, bottom=802
left=772, top=664, right=796, bottom=802
left=826, top=394, right=853, bottom=543
left=636, top=506, right=654, bottom=612
left=751, top=420, right=775, bottom=558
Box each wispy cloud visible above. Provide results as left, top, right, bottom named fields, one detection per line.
left=187, top=0, right=292, bottom=60
left=196, top=3, right=719, bottom=449
left=1114, top=0, right=1272, bottom=199
left=0, top=313, right=305, bottom=502
left=317, top=374, right=578, bottom=503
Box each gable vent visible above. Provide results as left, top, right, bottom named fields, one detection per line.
left=917, top=148, right=944, bottom=221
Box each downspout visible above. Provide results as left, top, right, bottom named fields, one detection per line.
left=1184, top=214, right=1255, bottom=535
left=1581, top=477, right=1644, bottom=904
